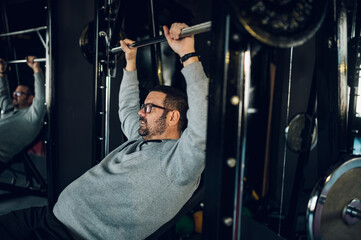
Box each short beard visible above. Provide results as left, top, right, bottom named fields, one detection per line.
left=138, top=111, right=167, bottom=139
left=12, top=99, right=19, bottom=108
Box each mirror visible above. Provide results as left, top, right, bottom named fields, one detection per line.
left=0, top=0, right=48, bottom=213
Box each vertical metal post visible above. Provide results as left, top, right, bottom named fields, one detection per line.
left=233, top=46, right=251, bottom=240
left=203, top=12, right=252, bottom=238
left=336, top=0, right=348, bottom=154
left=105, top=69, right=111, bottom=156
left=347, top=0, right=361, bottom=153
left=93, top=0, right=101, bottom=164
left=148, top=0, right=163, bottom=85
left=203, top=6, right=232, bottom=238
left=203, top=0, right=252, bottom=236
left=104, top=1, right=112, bottom=157
left=46, top=0, right=55, bottom=206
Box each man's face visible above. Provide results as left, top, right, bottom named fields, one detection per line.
left=13, top=85, right=33, bottom=109
left=0, top=58, right=7, bottom=73
left=138, top=91, right=168, bottom=140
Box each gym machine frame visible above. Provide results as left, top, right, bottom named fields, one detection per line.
left=92, top=0, right=167, bottom=163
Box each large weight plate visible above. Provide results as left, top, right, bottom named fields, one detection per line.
left=230, top=0, right=328, bottom=48
left=79, top=21, right=125, bottom=63
left=307, top=158, right=361, bottom=240
left=285, top=113, right=317, bottom=153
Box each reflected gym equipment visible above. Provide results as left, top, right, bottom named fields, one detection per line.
left=79, top=21, right=126, bottom=64
left=307, top=158, right=361, bottom=240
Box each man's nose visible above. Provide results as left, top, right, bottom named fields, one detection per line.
left=138, top=109, right=145, bottom=116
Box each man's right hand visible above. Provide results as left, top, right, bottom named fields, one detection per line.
left=0, top=58, right=7, bottom=77
left=120, top=39, right=137, bottom=71
left=26, top=56, right=41, bottom=73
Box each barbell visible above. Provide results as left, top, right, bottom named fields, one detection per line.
left=110, top=21, right=212, bottom=54
left=4, top=58, right=46, bottom=64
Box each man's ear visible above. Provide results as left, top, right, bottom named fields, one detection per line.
left=168, top=110, right=180, bottom=127
left=27, top=95, right=34, bottom=105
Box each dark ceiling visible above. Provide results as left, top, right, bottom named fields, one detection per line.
left=0, top=0, right=46, bottom=59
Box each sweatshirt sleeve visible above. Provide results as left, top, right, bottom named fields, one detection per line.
left=118, top=69, right=141, bottom=139
left=0, top=75, right=13, bottom=112
left=166, top=61, right=209, bottom=184
left=26, top=71, right=46, bottom=122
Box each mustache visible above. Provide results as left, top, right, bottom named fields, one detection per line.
left=139, top=117, right=147, bottom=123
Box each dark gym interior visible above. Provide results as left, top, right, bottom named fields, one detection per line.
left=1, top=0, right=361, bottom=239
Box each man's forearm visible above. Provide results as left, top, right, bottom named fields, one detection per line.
left=33, top=66, right=42, bottom=74
left=34, top=72, right=45, bottom=101
left=125, top=60, right=136, bottom=72
left=118, top=69, right=141, bottom=138
left=0, top=76, right=12, bottom=110
left=29, top=71, right=46, bottom=118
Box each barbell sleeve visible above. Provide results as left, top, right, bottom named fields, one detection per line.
left=110, top=21, right=212, bottom=54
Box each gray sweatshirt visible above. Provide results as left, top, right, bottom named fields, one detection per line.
left=53, top=61, right=209, bottom=239
left=0, top=72, right=46, bottom=163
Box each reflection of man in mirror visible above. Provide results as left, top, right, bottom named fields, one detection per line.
left=0, top=56, right=46, bottom=163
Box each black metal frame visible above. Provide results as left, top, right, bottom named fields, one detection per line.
left=92, top=0, right=165, bottom=164
left=46, top=0, right=55, bottom=206
left=93, top=0, right=103, bottom=164
left=203, top=0, right=252, bottom=238
left=202, top=6, right=233, bottom=239
left=347, top=0, right=361, bottom=153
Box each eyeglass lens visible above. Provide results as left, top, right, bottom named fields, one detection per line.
left=13, top=91, right=25, bottom=97
left=141, top=104, right=151, bottom=113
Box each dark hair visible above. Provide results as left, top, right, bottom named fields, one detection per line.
left=19, top=83, right=35, bottom=96
left=150, top=85, right=188, bottom=131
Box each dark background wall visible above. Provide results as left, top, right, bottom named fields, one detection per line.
left=50, top=0, right=95, bottom=201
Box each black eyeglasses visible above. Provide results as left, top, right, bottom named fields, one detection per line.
left=13, top=91, right=28, bottom=97
left=140, top=103, right=173, bottom=114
